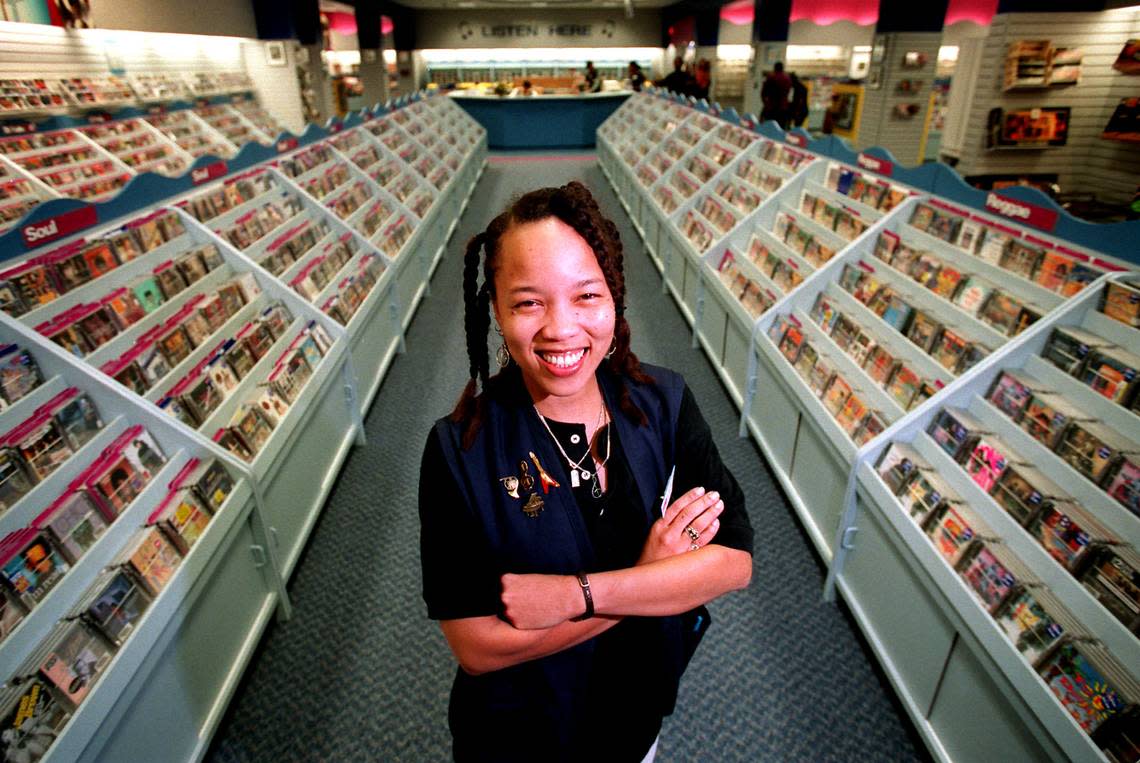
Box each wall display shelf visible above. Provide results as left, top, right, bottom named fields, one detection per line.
left=182, top=73, right=255, bottom=99
left=127, top=74, right=189, bottom=103
left=0, top=318, right=281, bottom=763
left=0, top=129, right=133, bottom=205
left=0, top=72, right=254, bottom=120
left=144, top=110, right=239, bottom=161
left=599, top=91, right=1140, bottom=763
left=0, top=79, right=69, bottom=115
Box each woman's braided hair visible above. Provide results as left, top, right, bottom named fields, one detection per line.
left=451, top=181, right=653, bottom=448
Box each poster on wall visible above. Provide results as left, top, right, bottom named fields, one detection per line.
left=829, top=83, right=863, bottom=142
left=986, top=106, right=1070, bottom=148
left=1103, top=97, right=1140, bottom=143
left=1113, top=40, right=1140, bottom=74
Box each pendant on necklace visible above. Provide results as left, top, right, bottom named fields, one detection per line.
left=571, top=470, right=580, bottom=488
left=592, top=479, right=603, bottom=500
left=580, top=469, right=591, bottom=480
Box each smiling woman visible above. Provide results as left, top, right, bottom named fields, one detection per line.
left=418, top=182, right=754, bottom=762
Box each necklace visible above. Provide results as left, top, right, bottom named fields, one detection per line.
left=534, top=404, right=611, bottom=500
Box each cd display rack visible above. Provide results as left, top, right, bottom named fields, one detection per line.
left=0, top=129, right=133, bottom=205
left=598, top=91, right=1140, bottom=763
left=0, top=91, right=487, bottom=761
left=143, top=109, right=240, bottom=160
left=0, top=160, right=55, bottom=233
left=192, top=103, right=275, bottom=149
left=849, top=278, right=1140, bottom=762
left=230, top=97, right=288, bottom=142
left=0, top=319, right=276, bottom=763
left=78, top=119, right=195, bottom=178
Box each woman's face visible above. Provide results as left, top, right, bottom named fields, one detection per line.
left=492, top=217, right=615, bottom=410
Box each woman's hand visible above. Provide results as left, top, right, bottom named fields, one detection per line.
left=500, top=573, right=581, bottom=630
left=637, top=487, right=724, bottom=565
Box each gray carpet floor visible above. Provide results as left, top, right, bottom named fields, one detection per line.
left=206, top=153, right=927, bottom=762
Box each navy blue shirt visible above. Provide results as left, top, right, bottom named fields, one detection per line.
left=420, top=383, right=752, bottom=761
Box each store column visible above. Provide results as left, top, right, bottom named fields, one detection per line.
left=355, top=1, right=389, bottom=108
left=743, top=0, right=791, bottom=117
left=694, top=8, right=718, bottom=102
left=387, top=4, right=419, bottom=99
left=291, top=0, right=335, bottom=123
left=855, top=0, right=949, bottom=162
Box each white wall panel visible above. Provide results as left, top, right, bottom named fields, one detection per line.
left=949, top=8, right=1140, bottom=206
left=89, top=0, right=258, bottom=39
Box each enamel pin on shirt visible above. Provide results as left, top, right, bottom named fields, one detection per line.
left=529, top=451, right=560, bottom=494
left=500, top=476, right=520, bottom=499
left=518, top=460, right=543, bottom=517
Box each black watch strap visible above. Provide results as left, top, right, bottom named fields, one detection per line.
left=570, top=572, right=593, bottom=621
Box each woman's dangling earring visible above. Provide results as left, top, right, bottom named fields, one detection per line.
left=497, top=341, right=511, bottom=368
left=605, top=337, right=617, bottom=359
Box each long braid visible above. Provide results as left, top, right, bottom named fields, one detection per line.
left=451, top=232, right=490, bottom=435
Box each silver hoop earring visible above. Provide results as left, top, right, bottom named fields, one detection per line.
left=605, top=338, right=617, bottom=359
left=494, top=324, right=503, bottom=336
left=497, top=341, right=511, bottom=368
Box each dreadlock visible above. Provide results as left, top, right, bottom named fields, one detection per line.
left=450, top=181, right=653, bottom=448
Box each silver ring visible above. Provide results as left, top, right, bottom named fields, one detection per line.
left=685, top=525, right=700, bottom=542
left=689, top=542, right=700, bottom=552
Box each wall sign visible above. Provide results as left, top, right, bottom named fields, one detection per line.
left=985, top=192, right=1060, bottom=232
left=416, top=9, right=660, bottom=49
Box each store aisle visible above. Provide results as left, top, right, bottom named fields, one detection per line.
left=206, top=155, right=925, bottom=762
